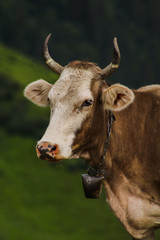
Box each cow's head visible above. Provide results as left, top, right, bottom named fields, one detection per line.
left=24, top=34, right=134, bottom=164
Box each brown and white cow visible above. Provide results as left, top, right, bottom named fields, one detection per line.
left=24, top=34, right=160, bottom=240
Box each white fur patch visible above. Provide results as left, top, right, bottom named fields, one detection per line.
left=38, top=67, right=94, bottom=158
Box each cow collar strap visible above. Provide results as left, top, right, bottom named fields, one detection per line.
left=81, top=111, right=115, bottom=199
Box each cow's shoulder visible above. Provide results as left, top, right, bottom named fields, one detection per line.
left=137, top=84, right=160, bottom=96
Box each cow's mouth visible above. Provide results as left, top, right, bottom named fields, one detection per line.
left=38, top=153, right=62, bottom=162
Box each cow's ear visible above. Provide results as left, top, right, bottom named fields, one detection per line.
left=102, top=84, right=135, bottom=111
left=24, top=79, right=52, bottom=106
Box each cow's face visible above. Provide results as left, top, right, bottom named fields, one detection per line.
left=24, top=61, right=134, bottom=162
left=24, top=34, right=134, bottom=162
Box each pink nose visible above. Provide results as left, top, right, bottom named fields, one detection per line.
left=36, top=142, right=59, bottom=161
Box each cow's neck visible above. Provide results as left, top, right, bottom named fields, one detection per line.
left=79, top=109, right=114, bottom=178
left=84, top=111, right=115, bottom=177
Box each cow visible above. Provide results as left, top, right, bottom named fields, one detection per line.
left=24, top=33, right=160, bottom=240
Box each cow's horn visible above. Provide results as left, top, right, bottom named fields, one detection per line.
left=43, top=33, right=64, bottom=75
left=101, top=37, right=121, bottom=79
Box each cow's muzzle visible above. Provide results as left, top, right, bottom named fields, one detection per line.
left=36, top=141, right=60, bottom=162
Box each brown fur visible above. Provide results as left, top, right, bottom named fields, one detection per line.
left=109, top=89, right=160, bottom=202
left=66, top=60, right=102, bottom=73
left=72, top=79, right=108, bottom=168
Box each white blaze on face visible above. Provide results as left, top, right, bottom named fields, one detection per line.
left=38, top=67, right=94, bottom=158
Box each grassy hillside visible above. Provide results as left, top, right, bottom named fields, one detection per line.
left=0, top=43, right=58, bottom=137
left=0, top=43, right=58, bottom=86
left=0, top=44, right=160, bottom=240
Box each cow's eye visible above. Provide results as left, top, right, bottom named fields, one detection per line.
left=81, top=99, right=93, bottom=107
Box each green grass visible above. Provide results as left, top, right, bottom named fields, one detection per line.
left=0, top=43, right=58, bottom=86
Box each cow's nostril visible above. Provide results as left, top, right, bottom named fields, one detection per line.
left=51, top=145, right=57, bottom=151
left=48, top=144, right=57, bottom=152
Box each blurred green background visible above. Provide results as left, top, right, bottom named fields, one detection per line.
left=0, top=0, right=160, bottom=239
